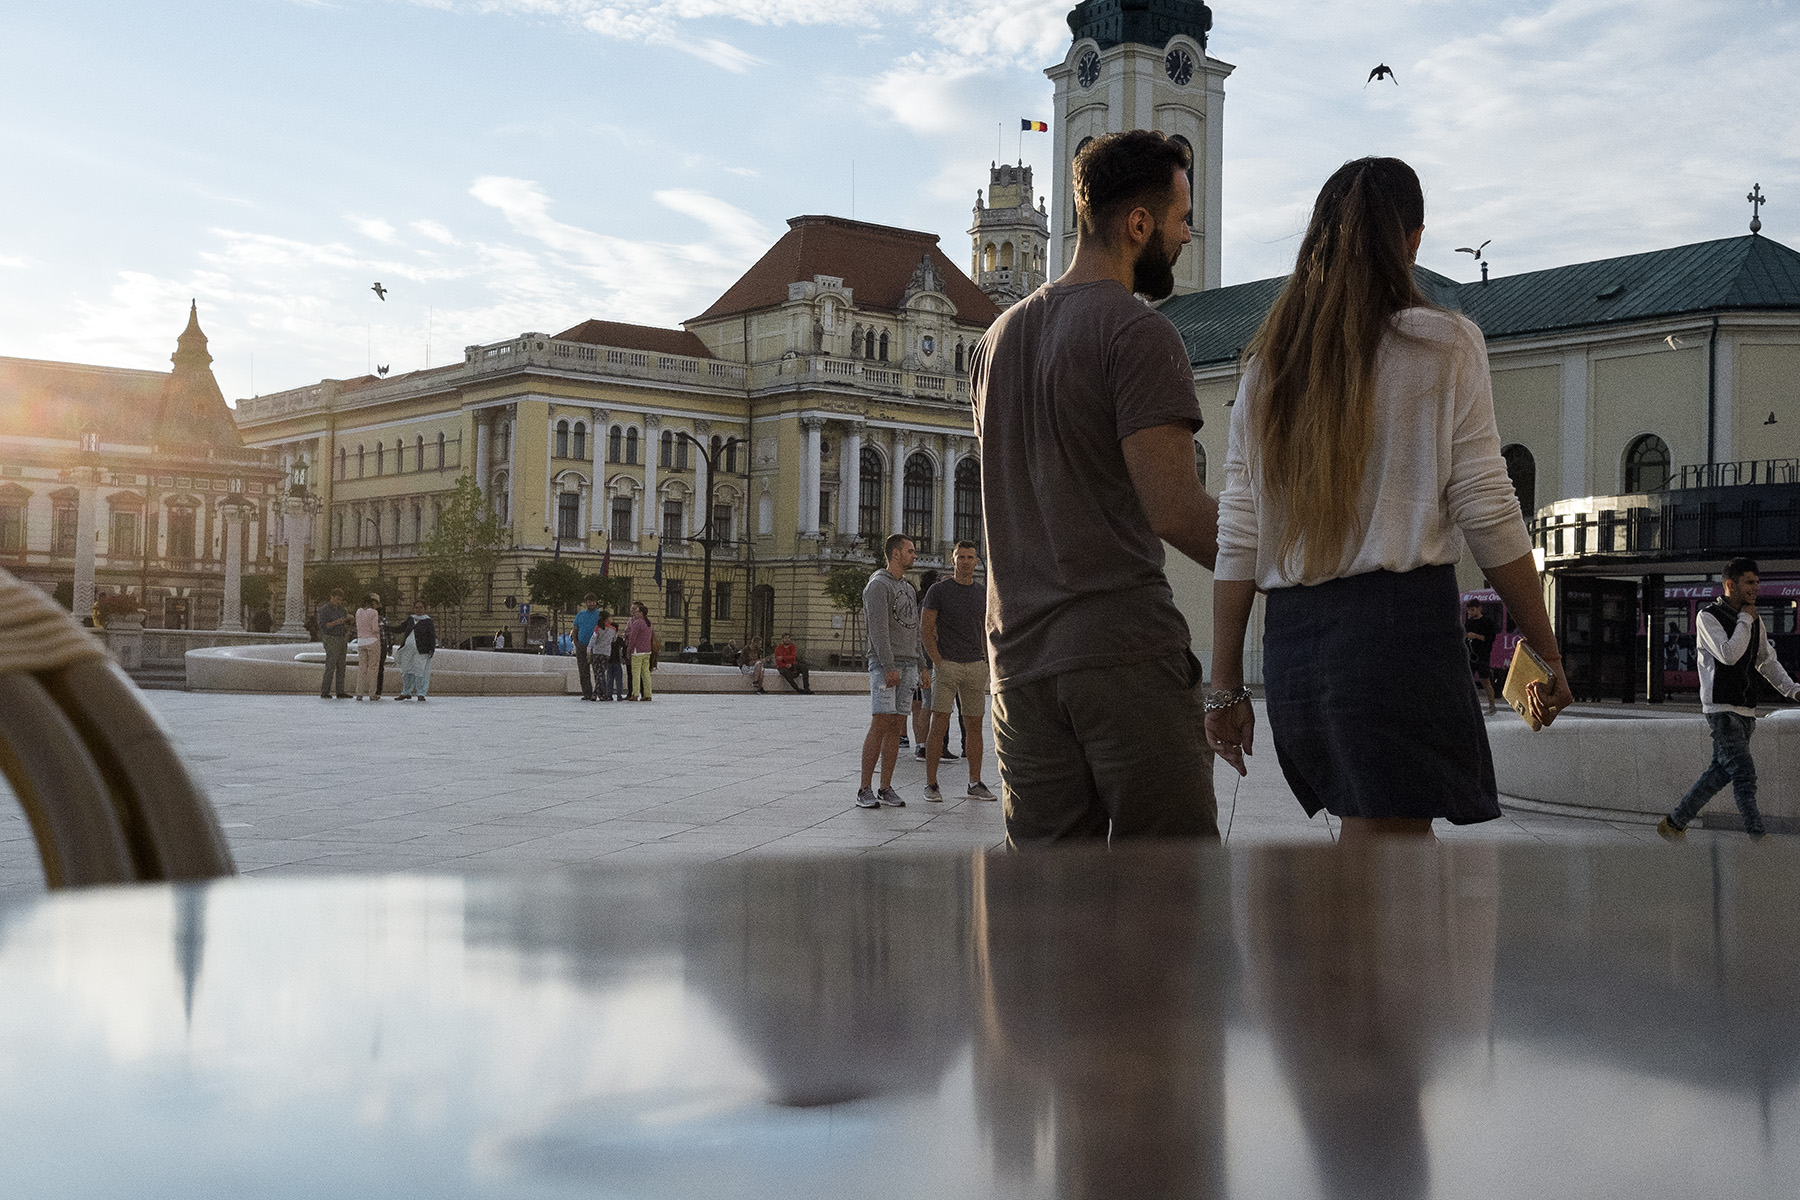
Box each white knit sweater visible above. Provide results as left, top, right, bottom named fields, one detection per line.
left=1215, top=307, right=1534, bottom=589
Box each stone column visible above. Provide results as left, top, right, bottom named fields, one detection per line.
left=891, top=431, right=908, bottom=537
left=800, top=416, right=824, bottom=537
left=939, top=440, right=958, bottom=552
left=217, top=503, right=247, bottom=631
left=693, top=420, right=710, bottom=539
left=474, top=411, right=491, bottom=495
left=278, top=499, right=311, bottom=637
left=839, top=423, right=863, bottom=539
left=641, top=414, right=661, bottom=542
left=72, top=470, right=99, bottom=620
left=590, top=407, right=607, bottom=537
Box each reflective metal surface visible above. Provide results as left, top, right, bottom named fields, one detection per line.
left=1, top=844, right=1797, bottom=1197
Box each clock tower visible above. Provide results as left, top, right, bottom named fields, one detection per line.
left=1045, top=0, right=1232, bottom=295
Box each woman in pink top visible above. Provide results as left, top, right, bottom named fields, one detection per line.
left=353, top=594, right=384, bottom=700
left=625, top=602, right=655, bottom=701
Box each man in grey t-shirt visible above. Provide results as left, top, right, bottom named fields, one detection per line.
left=857, top=533, right=919, bottom=809
left=971, top=129, right=1221, bottom=845
left=317, top=588, right=349, bottom=699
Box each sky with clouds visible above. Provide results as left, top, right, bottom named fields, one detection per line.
left=1, top=0, right=1796, bottom=403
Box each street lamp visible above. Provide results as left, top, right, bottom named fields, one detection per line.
left=289, top=454, right=310, bottom=499
left=673, top=431, right=744, bottom=649
left=365, top=514, right=384, bottom=590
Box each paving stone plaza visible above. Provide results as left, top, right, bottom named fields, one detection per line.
left=0, top=692, right=1726, bottom=897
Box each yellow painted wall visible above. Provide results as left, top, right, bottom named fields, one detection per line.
left=1590, top=346, right=1704, bottom=491
left=1735, top=342, right=1800, bottom=459
left=1489, top=363, right=1560, bottom=497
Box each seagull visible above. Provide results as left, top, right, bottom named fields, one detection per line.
left=371, top=282, right=387, bottom=301
left=1767, top=412, right=1779, bottom=426
left=377, top=364, right=390, bottom=377
left=1455, top=241, right=1491, bottom=260
left=1664, top=334, right=1686, bottom=349
left=1367, top=63, right=1397, bottom=86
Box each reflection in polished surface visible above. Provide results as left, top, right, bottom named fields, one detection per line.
left=0, top=845, right=1799, bottom=1197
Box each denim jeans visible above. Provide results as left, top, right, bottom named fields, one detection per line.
left=603, top=661, right=625, bottom=699
left=1671, top=711, right=1764, bottom=836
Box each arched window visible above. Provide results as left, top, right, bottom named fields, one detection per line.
left=608, top=425, right=622, bottom=463
left=1171, top=135, right=1195, bottom=227
left=415, top=435, right=424, bottom=471
left=1502, top=444, right=1537, bottom=519
left=436, top=432, right=445, bottom=470
left=1624, top=435, right=1669, bottom=493
left=858, top=447, right=884, bottom=537
left=725, top=439, right=738, bottom=474
left=338, top=446, right=346, bottom=479
left=1000, top=241, right=1015, bottom=269
left=903, top=452, right=934, bottom=553
left=864, top=330, right=876, bottom=359
left=954, top=342, right=966, bottom=373
left=954, top=457, right=982, bottom=547
left=983, top=243, right=997, bottom=272
left=395, top=439, right=404, bottom=473
left=660, top=430, right=673, bottom=468
left=878, top=331, right=889, bottom=362
left=675, top=435, right=689, bottom=471
left=1194, top=440, right=1208, bottom=490
left=710, top=435, right=722, bottom=464
left=573, top=421, right=586, bottom=461
left=375, top=443, right=384, bottom=475
left=555, top=420, right=570, bottom=459
left=357, top=445, right=366, bottom=478
left=626, top=427, right=639, bottom=465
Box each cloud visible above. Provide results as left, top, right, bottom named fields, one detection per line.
left=0, top=255, right=25, bottom=269
left=411, top=219, right=460, bottom=245
left=352, top=217, right=400, bottom=243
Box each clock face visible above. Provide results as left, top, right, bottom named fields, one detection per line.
left=1077, top=50, right=1101, bottom=88
left=1166, top=48, right=1195, bottom=86
left=921, top=335, right=935, bottom=357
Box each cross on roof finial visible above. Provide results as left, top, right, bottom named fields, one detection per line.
left=1748, top=183, right=1767, bottom=235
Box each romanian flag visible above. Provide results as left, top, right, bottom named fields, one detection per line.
left=1021, top=120, right=1048, bottom=132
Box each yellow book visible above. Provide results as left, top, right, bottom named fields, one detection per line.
left=1502, top=641, right=1555, bottom=731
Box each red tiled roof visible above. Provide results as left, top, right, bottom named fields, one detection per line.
left=553, top=319, right=714, bottom=359
left=688, top=216, right=1000, bottom=327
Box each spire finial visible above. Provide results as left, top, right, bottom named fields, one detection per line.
left=1749, top=183, right=1767, bottom=234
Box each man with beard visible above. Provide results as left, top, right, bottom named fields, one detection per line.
left=970, top=129, right=1220, bottom=846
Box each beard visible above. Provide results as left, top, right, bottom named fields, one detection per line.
left=1131, top=227, right=1180, bottom=300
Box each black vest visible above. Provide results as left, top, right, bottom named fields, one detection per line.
left=1704, top=601, right=1761, bottom=709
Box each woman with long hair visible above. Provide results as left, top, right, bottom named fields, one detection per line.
left=1206, top=157, right=1572, bottom=838
left=352, top=593, right=384, bottom=701
left=625, top=601, right=655, bottom=702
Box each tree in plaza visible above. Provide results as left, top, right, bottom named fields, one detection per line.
left=526, top=558, right=586, bottom=638
left=420, top=474, right=507, bottom=644
left=307, top=562, right=362, bottom=607
left=240, top=574, right=273, bottom=629
left=822, top=562, right=873, bottom=662
left=581, top=573, right=631, bottom=615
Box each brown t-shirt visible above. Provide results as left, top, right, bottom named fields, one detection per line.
left=971, top=279, right=1202, bottom=689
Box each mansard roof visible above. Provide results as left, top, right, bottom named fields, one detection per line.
left=1161, top=235, right=1800, bottom=368
left=689, top=215, right=1000, bottom=327
left=553, top=319, right=714, bottom=359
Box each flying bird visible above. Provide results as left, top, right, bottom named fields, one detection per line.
left=371, top=282, right=387, bottom=301
left=1366, top=63, right=1397, bottom=86
left=1767, top=412, right=1779, bottom=426
left=377, top=364, right=390, bottom=377
left=1455, top=241, right=1491, bottom=259
left=1664, top=335, right=1686, bottom=349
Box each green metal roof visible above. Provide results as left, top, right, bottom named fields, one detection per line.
left=1162, top=234, right=1800, bottom=368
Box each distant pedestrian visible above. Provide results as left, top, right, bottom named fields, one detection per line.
left=394, top=600, right=436, bottom=700
left=1465, top=600, right=1498, bottom=715
left=773, top=633, right=812, bottom=693
left=604, top=614, right=628, bottom=699
left=921, top=540, right=996, bottom=803
left=1660, top=558, right=1800, bottom=842
left=317, top=587, right=350, bottom=699
left=573, top=593, right=603, bottom=701
left=625, top=601, right=655, bottom=701
left=857, top=534, right=918, bottom=809
left=739, top=637, right=768, bottom=694
left=588, top=611, right=622, bottom=701
left=353, top=593, right=384, bottom=701
left=373, top=595, right=393, bottom=698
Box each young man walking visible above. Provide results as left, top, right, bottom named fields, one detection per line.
left=1465, top=599, right=1498, bottom=715
left=317, top=587, right=350, bottom=699
left=1660, top=558, right=1800, bottom=841
left=922, top=540, right=996, bottom=803
left=857, top=534, right=918, bottom=810
left=971, top=129, right=1220, bottom=845
left=572, top=593, right=603, bottom=701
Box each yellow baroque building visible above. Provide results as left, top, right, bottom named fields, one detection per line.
left=235, top=216, right=999, bottom=659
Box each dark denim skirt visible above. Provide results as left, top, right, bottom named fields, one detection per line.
left=1263, top=563, right=1501, bottom=824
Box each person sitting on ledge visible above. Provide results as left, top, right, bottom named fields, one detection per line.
left=773, top=634, right=812, bottom=694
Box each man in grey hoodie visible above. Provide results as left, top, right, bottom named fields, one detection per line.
left=858, top=533, right=919, bottom=809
